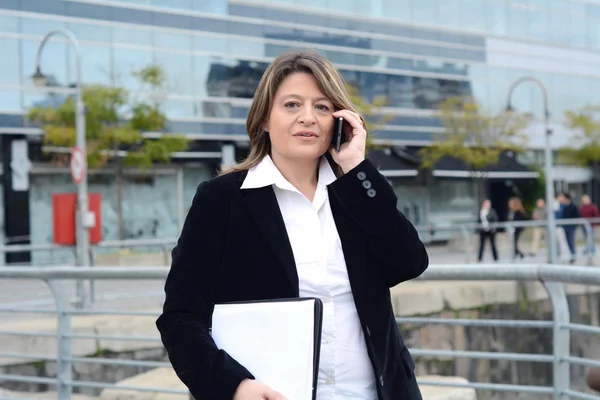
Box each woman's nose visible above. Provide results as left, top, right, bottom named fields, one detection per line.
left=298, top=107, right=316, bottom=125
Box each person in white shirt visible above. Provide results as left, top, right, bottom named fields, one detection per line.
left=157, top=49, right=429, bottom=400
left=477, top=199, right=499, bottom=262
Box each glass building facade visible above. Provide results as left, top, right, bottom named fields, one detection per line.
left=0, top=0, right=598, bottom=242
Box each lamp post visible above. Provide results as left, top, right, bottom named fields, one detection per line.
left=506, top=76, right=557, bottom=264
left=33, top=28, right=90, bottom=307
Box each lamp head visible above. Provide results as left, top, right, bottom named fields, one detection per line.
left=31, top=67, right=49, bottom=87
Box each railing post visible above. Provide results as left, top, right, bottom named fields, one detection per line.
left=162, top=245, right=170, bottom=266
left=542, top=281, right=570, bottom=400
left=89, top=247, right=96, bottom=304
left=508, top=225, right=516, bottom=263
left=460, top=226, right=472, bottom=263
left=47, top=280, right=73, bottom=400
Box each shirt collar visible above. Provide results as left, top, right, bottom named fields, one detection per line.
left=240, top=154, right=337, bottom=191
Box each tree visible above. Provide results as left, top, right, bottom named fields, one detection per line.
left=27, top=65, right=189, bottom=240
left=418, top=96, right=531, bottom=203
left=345, top=83, right=392, bottom=150
left=559, top=107, right=600, bottom=169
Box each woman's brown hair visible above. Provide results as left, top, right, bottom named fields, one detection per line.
left=509, top=196, right=526, bottom=214
left=219, top=49, right=366, bottom=175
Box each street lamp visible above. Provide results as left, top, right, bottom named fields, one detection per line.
left=32, top=28, right=91, bottom=306
left=506, top=76, right=557, bottom=264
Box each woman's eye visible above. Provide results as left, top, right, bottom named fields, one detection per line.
left=284, top=102, right=299, bottom=109
left=316, top=104, right=330, bottom=111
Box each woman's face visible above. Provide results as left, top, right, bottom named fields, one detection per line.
left=265, top=72, right=335, bottom=164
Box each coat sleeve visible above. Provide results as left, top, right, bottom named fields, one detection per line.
left=328, top=159, right=429, bottom=287
left=156, top=180, right=254, bottom=400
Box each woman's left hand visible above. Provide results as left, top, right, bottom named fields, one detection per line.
left=329, top=109, right=367, bottom=174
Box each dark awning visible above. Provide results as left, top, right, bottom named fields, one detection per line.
left=367, top=148, right=419, bottom=178
left=401, top=147, right=539, bottom=179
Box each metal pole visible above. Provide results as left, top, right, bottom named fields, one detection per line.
left=177, top=166, right=184, bottom=231
left=46, top=280, right=73, bottom=400
left=36, top=28, right=90, bottom=307
left=543, top=281, right=570, bottom=400
left=506, top=76, right=557, bottom=264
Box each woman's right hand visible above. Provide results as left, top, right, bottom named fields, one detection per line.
left=233, top=379, right=288, bottom=400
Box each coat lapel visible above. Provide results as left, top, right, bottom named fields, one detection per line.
left=241, top=185, right=299, bottom=293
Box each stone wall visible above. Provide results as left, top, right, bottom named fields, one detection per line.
left=400, top=289, right=600, bottom=400
left=0, top=347, right=168, bottom=397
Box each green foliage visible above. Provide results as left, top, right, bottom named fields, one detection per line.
left=559, top=107, right=600, bottom=166
left=418, top=96, right=531, bottom=170
left=516, top=163, right=545, bottom=213
left=27, top=64, right=188, bottom=169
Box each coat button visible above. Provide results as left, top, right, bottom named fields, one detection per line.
left=367, top=188, right=376, bottom=198
left=357, top=171, right=366, bottom=180
left=362, top=180, right=372, bottom=189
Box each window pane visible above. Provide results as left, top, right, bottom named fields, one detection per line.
left=66, top=22, right=112, bottom=43
left=154, top=31, right=192, bottom=50
left=20, top=17, right=65, bottom=35
left=68, top=44, right=113, bottom=85
left=0, top=90, right=21, bottom=111
left=412, top=0, right=439, bottom=25
left=154, top=50, right=193, bottom=95
left=151, top=0, right=191, bottom=10
left=113, top=26, right=152, bottom=46
left=0, top=15, right=19, bottom=33
left=0, top=37, right=20, bottom=85
left=487, top=0, right=508, bottom=35
left=112, top=47, right=153, bottom=90
left=569, top=3, right=587, bottom=47
left=21, top=38, right=68, bottom=87
left=459, top=0, right=486, bottom=32
left=192, top=0, right=229, bottom=14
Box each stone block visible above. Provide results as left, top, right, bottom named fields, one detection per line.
left=0, top=316, right=97, bottom=366
left=418, top=375, right=477, bottom=400
left=100, top=367, right=186, bottom=400
left=95, top=316, right=160, bottom=353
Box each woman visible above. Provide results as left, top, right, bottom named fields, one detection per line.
left=477, top=199, right=499, bottom=262
left=156, top=50, right=429, bottom=400
left=508, top=197, right=527, bottom=259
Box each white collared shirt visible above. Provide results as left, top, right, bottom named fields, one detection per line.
left=241, top=155, right=377, bottom=400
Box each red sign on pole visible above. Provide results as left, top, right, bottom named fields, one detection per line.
left=70, top=146, right=86, bottom=184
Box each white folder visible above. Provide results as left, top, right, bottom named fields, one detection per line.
left=211, top=297, right=324, bottom=400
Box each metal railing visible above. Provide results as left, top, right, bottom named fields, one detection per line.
left=0, top=265, right=599, bottom=399
left=1, top=217, right=598, bottom=267
left=0, top=217, right=598, bottom=312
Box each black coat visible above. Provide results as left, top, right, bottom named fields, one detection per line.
left=156, top=159, right=429, bottom=400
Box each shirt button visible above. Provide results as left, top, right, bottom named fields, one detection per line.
left=326, top=378, right=334, bottom=385
left=323, top=296, right=332, bottom=303
left=325, top=336, right=333, bottom=343
left=357, top=171, right=366, bottom=180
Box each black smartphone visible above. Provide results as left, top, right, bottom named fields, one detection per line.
left=332, top=116, right=346, bottom=152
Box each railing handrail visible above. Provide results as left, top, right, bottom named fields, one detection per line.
left=1, top=263, right=599, bottom=285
